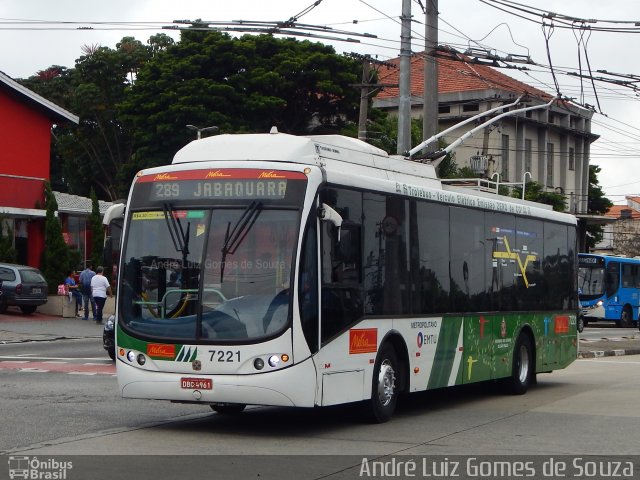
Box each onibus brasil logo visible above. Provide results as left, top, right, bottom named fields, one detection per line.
left=8, top=456, right=73, bottom=479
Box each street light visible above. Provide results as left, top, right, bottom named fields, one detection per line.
left=186, top=124, right=219, bottom=139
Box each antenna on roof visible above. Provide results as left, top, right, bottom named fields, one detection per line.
left=270, top=126, right=279, bottom=134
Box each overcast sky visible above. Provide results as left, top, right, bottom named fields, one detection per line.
left=1, top=0, right=639, bottom=204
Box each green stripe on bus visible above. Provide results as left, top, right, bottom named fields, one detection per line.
left=428, top=316, right=463, bottom=389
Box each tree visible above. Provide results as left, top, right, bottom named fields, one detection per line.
left=22, top=32, right=361, bottom=201
left=20, top=45, right=141, bottom=201
left=586, top=164, right=613, bottom=250
left=511, top=181, right=567, bottom=212
left=41, top=183, right=69, bottom=293
left=120, top=31, right=361, bottom=181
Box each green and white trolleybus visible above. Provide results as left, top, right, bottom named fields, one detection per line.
left=112, top=131, right=578, bottom=422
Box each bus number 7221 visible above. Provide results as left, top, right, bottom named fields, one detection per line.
left=209, top=350, right=241, bottom=362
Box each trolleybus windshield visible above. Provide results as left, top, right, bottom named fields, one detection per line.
left=119, top=169, right=306, bottom=343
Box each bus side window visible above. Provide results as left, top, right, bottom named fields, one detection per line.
left=605, top=262, right=620, bottom=298
left=320, top=221, right=364, bottom=343
left=333, top=222, right=362, bottom=284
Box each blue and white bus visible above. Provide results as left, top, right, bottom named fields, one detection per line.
left=578, top=253, right=640, bottom=328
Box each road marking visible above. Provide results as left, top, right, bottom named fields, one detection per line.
left=0, top=360, right=116, bottom=375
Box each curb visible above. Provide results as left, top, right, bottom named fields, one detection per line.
left=578, top=348, right=640, bottom=359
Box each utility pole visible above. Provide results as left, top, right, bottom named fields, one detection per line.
left=358, top=59, right=371, bottom=142
left=423, top=0, right=438, bottom=153
left=348, top=53, right=398, bottom=142
left=397, top=0, right=412, bottom=154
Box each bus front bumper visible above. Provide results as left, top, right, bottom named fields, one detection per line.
left=117, top=356, right=318, bottom=408
left=582, top=303, right=605, bottom=319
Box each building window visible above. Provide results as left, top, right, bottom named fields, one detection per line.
left=569, top=147, right=575, bottom=171
left=547, top=142, right=554, bottom=187
left=501, top=134, right=510, bottom=181
left=438, top=105, right=450, bottom=114
left=463, top=103, right=480, bottom=112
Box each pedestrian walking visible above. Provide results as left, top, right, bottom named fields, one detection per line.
left=91, top=266, right=113, bottom=324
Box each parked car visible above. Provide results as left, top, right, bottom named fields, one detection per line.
left=103, top=314, right=116, bottom=361
left=0, top=263, right=48, bottom=314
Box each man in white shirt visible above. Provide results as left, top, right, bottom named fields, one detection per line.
left=91, top=266, right=113, bottom=324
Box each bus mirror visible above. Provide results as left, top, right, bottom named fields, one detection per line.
left=319, top=203, right=343, bottom=241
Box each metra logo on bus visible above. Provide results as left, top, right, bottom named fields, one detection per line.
left=154, top=173, right=179, bottom=181
left=258, top=171, right=286, bottom=179
left=147, top=343, right=176, bottom=359
left=205, top=170, right=231, bottom=178
left=349, top=328, right=377, bottom=354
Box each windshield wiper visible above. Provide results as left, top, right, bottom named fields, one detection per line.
left=220, top=201, right=262, bottom=282
left=163, top=203, right=190, bottom=257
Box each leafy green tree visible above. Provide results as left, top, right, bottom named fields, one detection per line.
left=120, top=31, right=361, bottom=181
left=21, top=45, right=139, bottom=201
left=511, top=181, right=567, bottom=212
left=586, top=164, right=613, bottom=249
left=88, top=188, right=104, bottom=271
left=41, top=183, right=69, bottom=292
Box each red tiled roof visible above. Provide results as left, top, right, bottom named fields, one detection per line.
left=605, top=205, right=640, bottom=219
left=375, top=52, right=552, bottom=100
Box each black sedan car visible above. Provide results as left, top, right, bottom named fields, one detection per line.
left=0, top=263, right=48, bottom=314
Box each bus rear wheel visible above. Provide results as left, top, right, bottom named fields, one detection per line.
left=503, top=333, right=533, bottom=395
left=368, top=343, right=399, bottom=423
left=210, top=403, right=246, bottom=414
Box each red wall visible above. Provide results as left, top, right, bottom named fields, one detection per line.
left=0, top=89, right=55, bottom=268
left=0, top=93, right=52, bottom=181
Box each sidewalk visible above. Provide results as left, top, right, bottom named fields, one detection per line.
left=0, top=307, right=105, bottom=344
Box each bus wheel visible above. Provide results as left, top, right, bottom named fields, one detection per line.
left=368, top=343, right=399, bottom=423
left=619, top=306, right=633, bottom=328
left=210, top=403, right=246, bottom=414
left=503, top=333, right=533, bottom=395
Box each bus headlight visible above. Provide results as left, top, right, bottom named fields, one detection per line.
left=127, top=351, right=136, bottom=362
left=254, top=358, right=265, bottom=370
left=596, top=300, right=603, bottom=307
left=268, top=355, right=280, bottom=367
